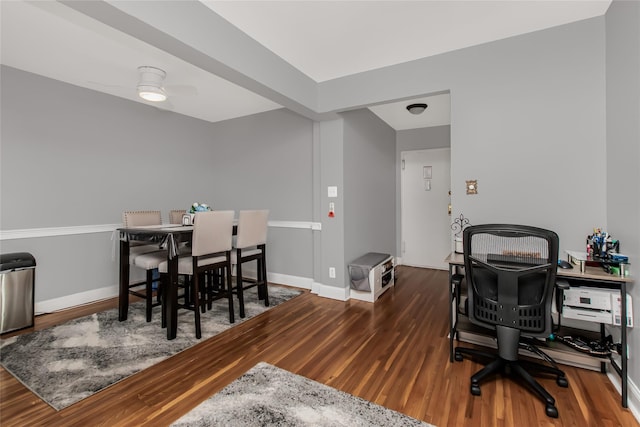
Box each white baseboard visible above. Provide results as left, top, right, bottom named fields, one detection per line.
left=314, top=283, right=350, bottom=301
left=267, top=272, right=313, bottom=290
left=311, top=282, right=322, bottom=295
left=34, top=272, right=311, bottom=315
left=35, top=285, right=119, bottom=315
left=607, top=371, right=640, bottom=424
left=395, top=257, right=449, bottom=271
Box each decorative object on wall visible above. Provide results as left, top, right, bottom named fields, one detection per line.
left=466, top=180, right=478, bottom=194
left=137, top=66, right=167, bottom=102
left=406, top=103, right=428, bottom=114
left=451, top=213, right=471, bottom=253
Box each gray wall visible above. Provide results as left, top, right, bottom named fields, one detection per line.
left=396, top=125, right=451, bottom=152
left=342, top=109, right=396, bottom=273
left=321, top=17, right=607, bottom=258
left=1, top=66, right=315, bottom=302
left=395, top=125, right=451, bottom=256
left=317, top=119, right=345, bottom=289
left=606, top=0, right=640, bottom=399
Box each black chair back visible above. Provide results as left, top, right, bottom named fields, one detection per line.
left=463, top=224, right=559, bottom=341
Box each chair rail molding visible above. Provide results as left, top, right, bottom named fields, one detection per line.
left=0, top=221, right=322, bottom=240
left=0, top=224, right=122, bottom=240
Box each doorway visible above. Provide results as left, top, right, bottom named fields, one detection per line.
left=401, top=148, right=451, bottom=270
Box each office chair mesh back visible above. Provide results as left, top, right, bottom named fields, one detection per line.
left=465, top=225, right=558, bottom=338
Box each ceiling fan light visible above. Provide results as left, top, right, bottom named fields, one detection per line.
left=137, top=66, right=167, bottom=102
left=406, top=103, right=428, bottom=115
left=137, top=85, right=167, bottom=102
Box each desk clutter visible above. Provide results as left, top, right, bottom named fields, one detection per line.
left=566, top=228, right=630, bottom=276
left=552, top=334, right=622, bottom=358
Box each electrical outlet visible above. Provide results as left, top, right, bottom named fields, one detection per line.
left=329, top=267, right=336, bottom=278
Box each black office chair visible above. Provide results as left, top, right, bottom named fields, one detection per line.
left=454, top=224, right=568, bottom=418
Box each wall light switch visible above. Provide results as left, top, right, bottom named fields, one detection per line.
left=328, top=186, right=338, bottom=198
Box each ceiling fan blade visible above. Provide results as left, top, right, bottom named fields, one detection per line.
left=86, top=80, right=127, bottom=89
left=151, top=98, right=174, bottom=111
left=165, top=84, right=198, bottom=97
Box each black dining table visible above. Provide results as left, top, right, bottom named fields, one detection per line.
left=118, top=224, right=194, bottom=340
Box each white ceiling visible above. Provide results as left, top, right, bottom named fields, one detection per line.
left=369, top=93, right=451, bottom=131
left=1, top=1, right=611, bottom=130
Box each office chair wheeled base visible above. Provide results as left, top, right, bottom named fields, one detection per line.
left=455, top=347, right=567, bottom=418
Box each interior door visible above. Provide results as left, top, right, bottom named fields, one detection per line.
left=401, top=148, right=451, bottom=270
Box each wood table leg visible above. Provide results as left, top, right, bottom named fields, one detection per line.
left=118, top=237, right=130, bottom=321
left=166, top=254, right=179, bottom=340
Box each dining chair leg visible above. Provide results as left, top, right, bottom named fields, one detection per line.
left=225, top=262, right=235, bottom=323
left=155, top=271, right=162, bottom=305
left=202, top=273, right=210, bottom=312
left=160, top=273, right=167, bottom=329
left=193, top=273, right=202, bottom=339
left=236, top=251, right=246, bottom=319
left=145, top=269, right=154, bottom=322
left=261, top=246, right=269, bottom=307
left=257, top=258, right=265, bottom=301
left=206, top=269, right=219, bottom=311
left=213, top=270, right=220, bottom=304
left=200, top=273, right=212, bottom=313
left=181, top=275, right=191, bottom=307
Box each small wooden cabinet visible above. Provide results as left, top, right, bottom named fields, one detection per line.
left=349, top=253, right=395, bottom=302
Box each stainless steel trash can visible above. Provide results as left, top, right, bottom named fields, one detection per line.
left=0, top=252, right=36, bottom=334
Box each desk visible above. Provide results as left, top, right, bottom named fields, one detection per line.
left=118, top=225, right=194, bottom=340
left=446, top=252, right=633, bottom=408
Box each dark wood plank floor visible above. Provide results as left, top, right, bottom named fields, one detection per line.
left=1, top=266, right=637, bottom=426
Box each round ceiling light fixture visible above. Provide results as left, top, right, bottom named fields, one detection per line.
left=137, top=66, right=167, bottom=102
left=406, top=103, right=428, bottom=115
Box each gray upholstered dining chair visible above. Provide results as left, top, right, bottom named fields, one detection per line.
left=231, top=210, right=269, bottom=319
left=122, top=210, right=163, bottom=257
left=158, top=210, right=235, bottom=339
left=122, top=210, right=166, bottom=322
left=169, top=209, right=187, bottom=224
left=168, top=209, right=193, bottom=257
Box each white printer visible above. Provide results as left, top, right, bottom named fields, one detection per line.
left=562, top=287, right=633, bottom=327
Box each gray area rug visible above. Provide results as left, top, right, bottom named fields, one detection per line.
left=171, top=362, right=435, bottom=427
left=0, top=286, right=301, bottom=411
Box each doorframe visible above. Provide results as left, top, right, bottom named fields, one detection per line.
left=399, top=147, right=452, bottom=270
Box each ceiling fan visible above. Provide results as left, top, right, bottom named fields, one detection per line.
left=86, top=65, right=198, bottom=108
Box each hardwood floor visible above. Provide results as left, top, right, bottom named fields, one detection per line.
left=1, top=266, right=637, bottom=426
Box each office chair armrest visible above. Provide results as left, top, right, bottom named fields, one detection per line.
left=554, top=279, right=570, bottom=318
left=555, top=279, right=570, bottom=290
left=452, top=273, right=464, bottom=287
